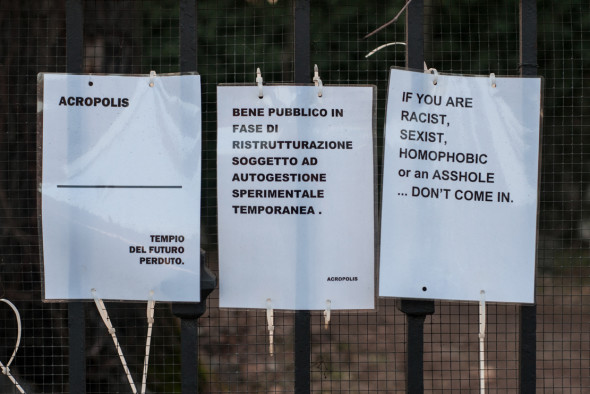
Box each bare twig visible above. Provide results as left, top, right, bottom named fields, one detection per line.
left=363, top=0, right=413, bottom=40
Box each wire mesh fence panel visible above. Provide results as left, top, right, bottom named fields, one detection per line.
left=197, top=1, right=296, bottom=392
left=0, top=0, right=588, bottom=393
left=422, top=3, right=521, bottom=392
left=0, top=1, right=69, bottom=393
left=537, top=0, right=590, bottom=392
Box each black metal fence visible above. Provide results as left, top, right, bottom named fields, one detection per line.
left=0, top=0, right=588, bottom=392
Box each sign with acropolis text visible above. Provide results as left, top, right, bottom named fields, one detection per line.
left=379, top=68, right=542, bottom=303
left=217, top=85, right=376, bottom=310
left=39, top=73, right=202, bottom=302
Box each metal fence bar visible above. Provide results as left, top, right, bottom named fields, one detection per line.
left=293, top=0, right=311, bottom=392
left=519, top=305, right=536, bottom=393
left=68, top=303, right=86, bottom=393
left=519, top=3, right=538, bottom=393
left=181, top=317, right=200, bottom=393
left=294, top=310, right=311, bottom=393
left=180, top=0, right=197, bottom=73
left=171, top=304, right=201, bottom=393
left=399, top=1, right=436, bottom=393
left=293, top=0, right=311, bottom=83
left=398, top=299, right=435, bottom=393
left=405, top=0, right=424, bottom=71
left=173, top=3, right=201, bottom=392
left=65, top=0, right=86, bottom=392
left=66, top=0, right=83, bottom=74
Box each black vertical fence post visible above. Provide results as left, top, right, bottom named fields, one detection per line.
left=405, top=0, right=424, bottom=71
left=171, top=254, right=216, bottom=393
left=172, top=2, right=218, bottom=393
left=397, top=1, right=435, bottom=393
left=65, top=0, right=86, bottom=392
left=180, top=0, right=197, bottom=73
left=293, top=1, right=311, bottom=393
left=176, top=1, right=199, bottom=389
left=398, top=300, right=434, bottom=393
left=519, top=1, right=537, bottom=392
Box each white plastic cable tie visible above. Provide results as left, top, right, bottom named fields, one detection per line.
left=146, top=290, right=155, bottom=325
left=92, top=289, right=115, bottom=335
left=141, top=290, right=156, bottom=394
left=149, top=70, right=156, bottom=87
left=490, top=72, right=497, bottom=88
left=365, top=42, right=406, bottom=58
left=266, top=298, right=274, bottom=356
left=256, top=68, right=264, bottom=99
left=479, top=290, right=486, bottom=340
left=92, top=289, right=138, bottom=394
left=479, top=290, right=487, bottom=394
left=423, top=61, right=429, bottom=71
left=0, top=299, right=25, bottom=393
left=313, top=64, right=323, bottom=97
left=324, top=299, right=331, bottom=330
left=428, top=68, right=439, bottom=85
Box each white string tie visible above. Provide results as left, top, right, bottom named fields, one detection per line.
left=490, top=72, right=497, bottom=88
left=0, top=299, right=25, bottom=393
left=479, top=290, right=487, bottom=394
left=92, top=289, right=138, bottom=394
left=141, top=291, right=156, bottom=394
left=266, top=298, right=274, bottom=356
left=324, top=299, right=331, bottom=330
left=428, top=68, right=439, bottom=85
left=256, top=68, right=264, bottom=98
left=313, top=64, right=323, bottom=97
left=149, top=70, right=156, bottom=87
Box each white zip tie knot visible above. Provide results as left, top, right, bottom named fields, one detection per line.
left=313, top=64, right=323, bottom=97
left=142, top=290, right=156, bottom=394
left=146, top=291, right=155, bottom=325
left=149, top=70, right=156, bottom=87
left=256, top=68, right=264, bottom=99
left=428, top=68, right=439, bottom=85
left=266, top=298, right=274, bottom=356
left=479, top=290, right=486, bottom=340
left=324, top=299, right=331, bottom=330
left=490, top=72, right=497, bottom=88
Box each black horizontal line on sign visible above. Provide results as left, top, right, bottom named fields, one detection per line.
left=57, top=185, right=182, bottom=189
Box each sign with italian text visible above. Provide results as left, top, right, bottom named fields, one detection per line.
left=379, top=68, right=542, bottom=303
left=217, top=85, right=376, bottom=310
left=39, top=73, right=202, bottom=302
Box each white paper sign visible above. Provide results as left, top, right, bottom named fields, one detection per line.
left=379, top=68, right=541, bottom=303
left=39, top=73, right=202, bottom=302
left=217, top=85, right=375, bottom=310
